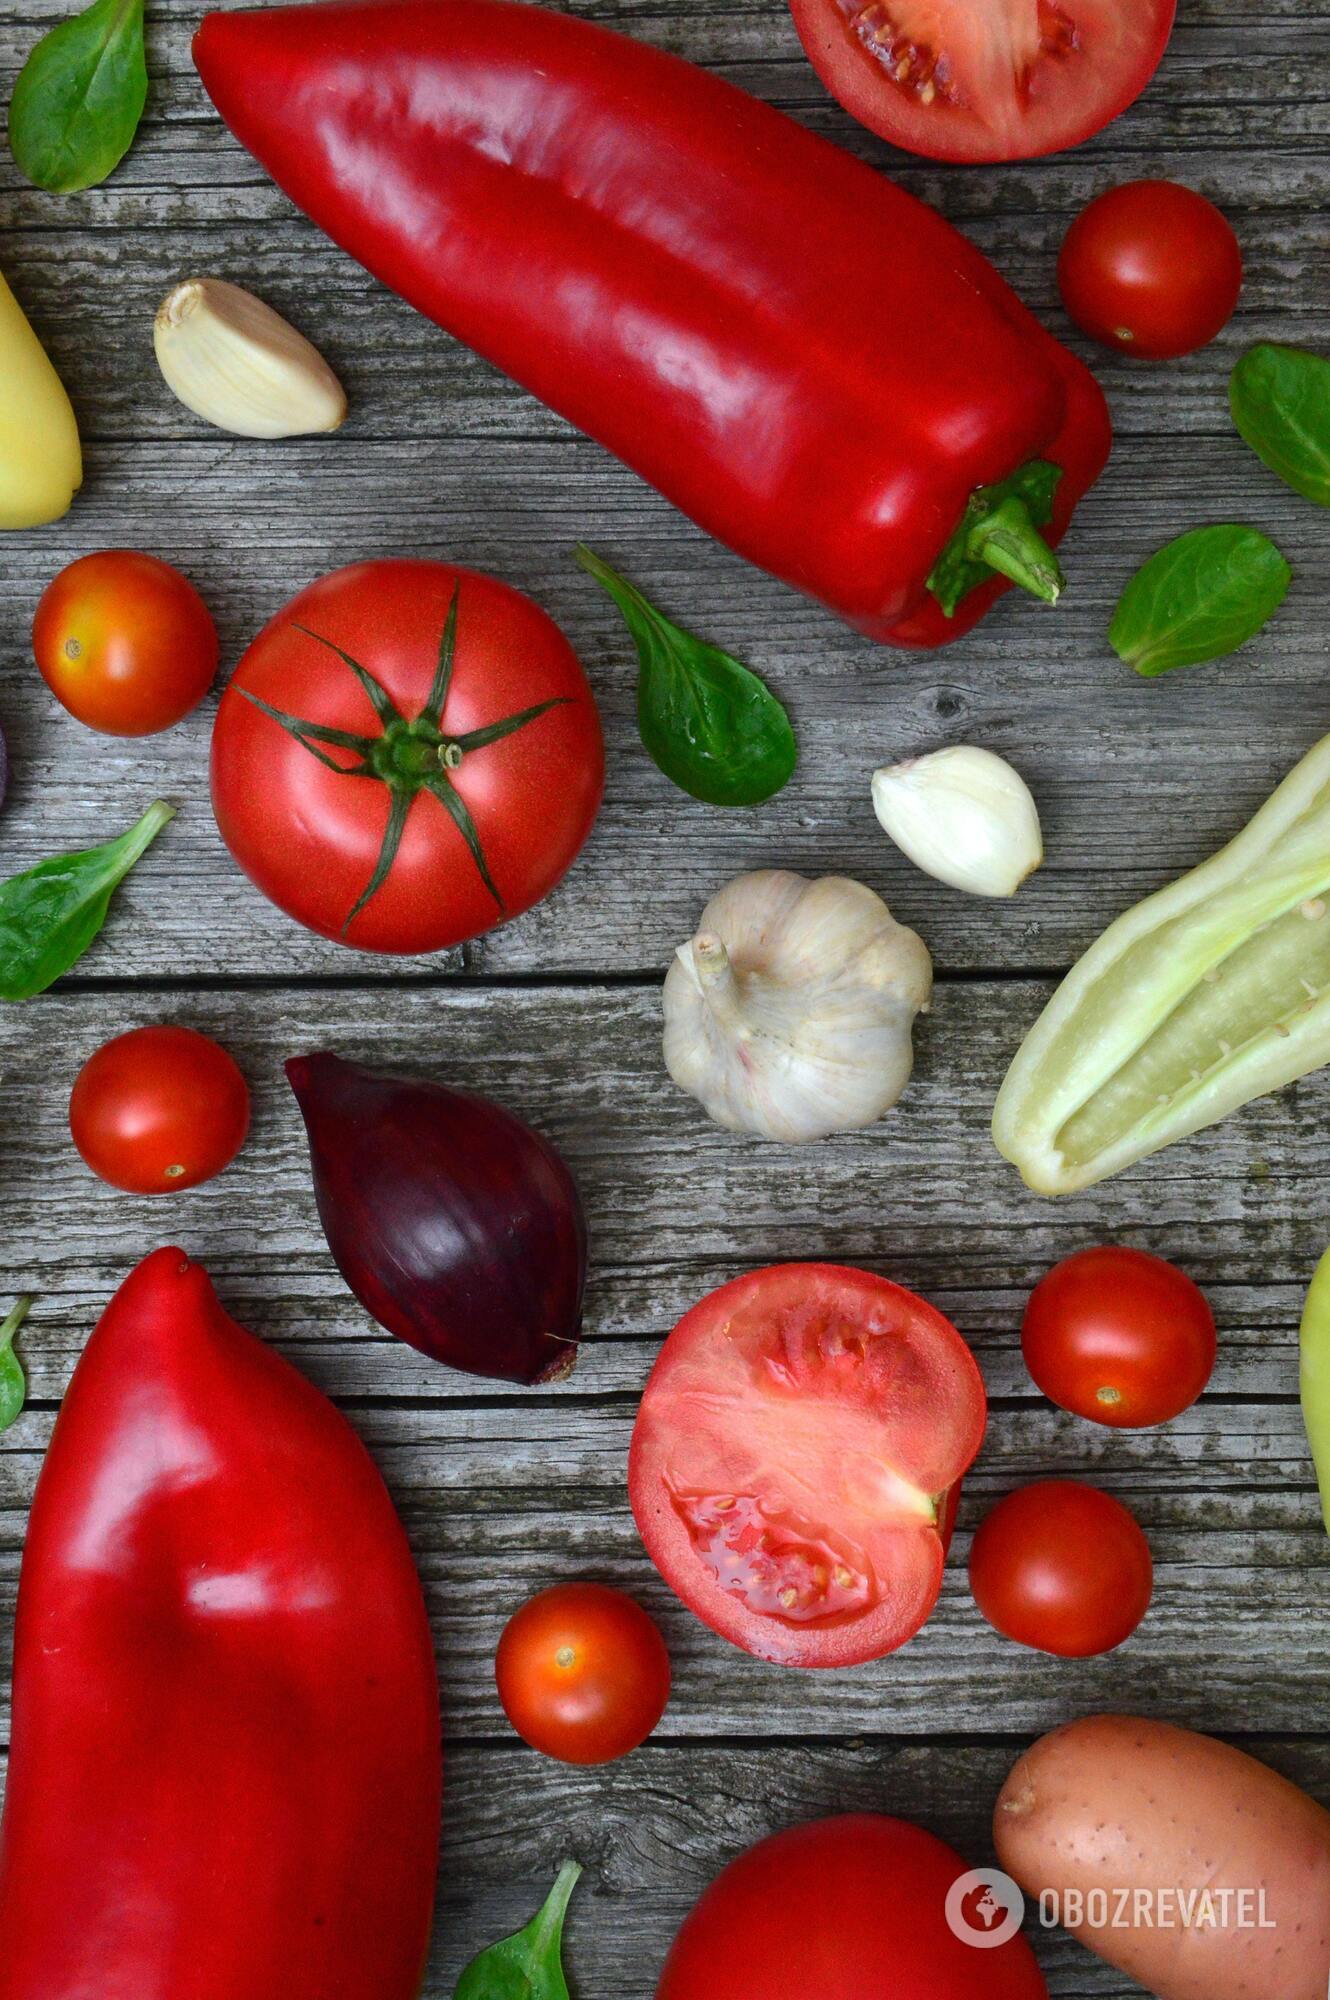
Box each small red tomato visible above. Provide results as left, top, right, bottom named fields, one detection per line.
left=969, top=1480, right=1153, bottom=1657
left=1058, top=180, right=1243, bottom=359
left=34, top=550, right=218, bottom=736
left=495, top=1582, right=670, bottom=1765
left=1023, top=1245, right=1216, bottom=1428
left=70, top=1026, right=250, bottom=1194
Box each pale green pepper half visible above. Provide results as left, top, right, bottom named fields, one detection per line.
left=994, top=730, right=1330, bottom=1193
left=1300, top=1246, right=1330, bottom=1535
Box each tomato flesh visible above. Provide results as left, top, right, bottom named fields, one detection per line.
left=495, top=1581, right=670, bottom=1765
left=630, top=1265, right=986, bottom=1668
left=790, top=0, right=1177, bottom=164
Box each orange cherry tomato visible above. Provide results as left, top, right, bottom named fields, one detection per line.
left=495, top=1582, right=670, bottom=1765
left=34, top=551, right=218, bottom=737
left=70, top=1026, right=250, bottom=1194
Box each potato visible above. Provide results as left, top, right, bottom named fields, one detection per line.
left=994, top=1715, right=1330, bottom=2000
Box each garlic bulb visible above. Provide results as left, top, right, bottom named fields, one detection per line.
left=663, top=870, right=932, bottom=1142
left=154, top=278, right=347, bottom=439
left=871, top=745, right=1042, bottom=898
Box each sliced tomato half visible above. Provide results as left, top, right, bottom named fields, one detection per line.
left=629, top=1264, right=986, bottom=1668
left=789, top=0, right=1177, bottom=164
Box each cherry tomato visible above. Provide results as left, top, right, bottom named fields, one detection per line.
left=70, top=1026, right=250, bottom=1194
left=969, top=1480, right=1153, bottom=1657
left=788, top=0, right=1175, bottom=165
left=1058, top=180, right=1243, bottom=358
left=211, top=560, right=603, bottom=956
left=494, top=1582, right=670, bottom=1765
left=34, top=551, right=218, bottom=737
left=659, top=1815, right=1048, bottom=2000
left=1023, top=1245, right=1216, bottom=1428
left=629, top=1264, right=987, bottom=1669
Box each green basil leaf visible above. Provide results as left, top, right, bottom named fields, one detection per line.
left=1230, top=344, right=1330, bottom=507
left=10, top=0, right=147, bottom=194
left=1109, top=525, right=1291, bottom=678
left=0, top=1298, right=31, bottom=1434
left=453, top=1861, right=580, bottom=2000
left=0, top=800, right=174, bottom=1001
left=576, top=546, right=796, bottom=807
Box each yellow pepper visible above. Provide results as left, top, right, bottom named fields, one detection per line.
left=1300, top=1245, right=1330, bottom=1535
left=0, top=268, right=81, bottom=528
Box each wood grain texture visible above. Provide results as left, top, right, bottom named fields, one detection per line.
left=3, top=0, right=1330, bottom=1993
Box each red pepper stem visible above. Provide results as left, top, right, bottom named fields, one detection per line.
left=965, top=495, right=1064, bottom=607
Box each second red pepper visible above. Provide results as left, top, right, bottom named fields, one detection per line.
left=193, top=0, right=1110, bottom=650
left=0, top=1249, right=440, bottom=1999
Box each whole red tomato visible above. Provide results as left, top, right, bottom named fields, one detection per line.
left=495, top=1582, right=670, bottom=1765
left=211, top=561, right=603, bottom=955
left=629, top=1265, right=986, bottom=1669
left=1058, top=180, right=1243, bottom=358
left=657, top=1815, right=1047, bottom=1999
left=33, top=551, right=218, bottom=736
left=1023, top=1246, right=1216, bottom=1427
left=969, top=1480, right=1153, bottom=1657
left=788, top=0, right=1175, bottom=164
left=70, top=1026, right=250, bottom=1194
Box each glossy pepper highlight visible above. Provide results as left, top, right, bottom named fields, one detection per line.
left=193, top=0, right=1111, bottom=649
left=0, top=1248, right=441, bottom=1999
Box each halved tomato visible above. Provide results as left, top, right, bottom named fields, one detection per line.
left=628, top=1264, right=986, bottom=1668
left=789, top=0, right=1177, bottom=164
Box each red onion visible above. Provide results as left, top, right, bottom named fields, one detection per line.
left=286, top=1052, right=585, bottom=1384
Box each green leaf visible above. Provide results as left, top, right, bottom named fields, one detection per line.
left=926, top=460, right=1063, bottom=618
left=1231, top=344, right=1330, bottom=508
left=0, top=1298, right=31, bottom=1434
left=10, top=0, right=147, bottom=194
left=0, top=800, right=174, bottom=1001
left=1109, top=525, right=1292, bottom=678
left=576, top=546, right=795, bottom=807
left=453, top=1861, right=581, bottom=2000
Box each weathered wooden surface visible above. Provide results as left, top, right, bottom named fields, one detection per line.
left=3, top=0, right=1330, bottom=1993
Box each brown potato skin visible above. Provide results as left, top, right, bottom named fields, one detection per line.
left=994, top=1715, right=1330, bottom=2000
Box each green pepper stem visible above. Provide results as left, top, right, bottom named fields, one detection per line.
left=966, top=496, right=1065, bottom=606
left=0, top=1296, right=32, bottom=1356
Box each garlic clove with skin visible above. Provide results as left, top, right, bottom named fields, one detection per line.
left=154, top=278, right=347, bottom=439
left=663, top=869, right=932, bottom=1143
left=871, top=744, right=1043, bottom=898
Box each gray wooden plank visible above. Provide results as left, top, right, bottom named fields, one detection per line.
left=2, top=986, right=1329, bottom=1751
left=11, top=1733, right=1326, bottom=1996
left=4, top=1393, right=1328, bottom=1742
left=0, top=0, right=1324, bottom=986
left=2, top=0, right=1329, bottom=1993
left=0, top=432, right=1327, bottom=981
left=1, top=981, right=1327, bottom=1397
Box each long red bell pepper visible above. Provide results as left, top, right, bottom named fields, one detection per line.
left=193, top=0, right=1110, bottom=650
left=0, top=1248, right=440, bottom=2000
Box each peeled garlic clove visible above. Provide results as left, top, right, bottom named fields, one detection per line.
left=663, top=868, right=932, bottom=1143
left=872, top=744, right=1042, bottom=898
left=154, top=278, right=347, bottom=439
